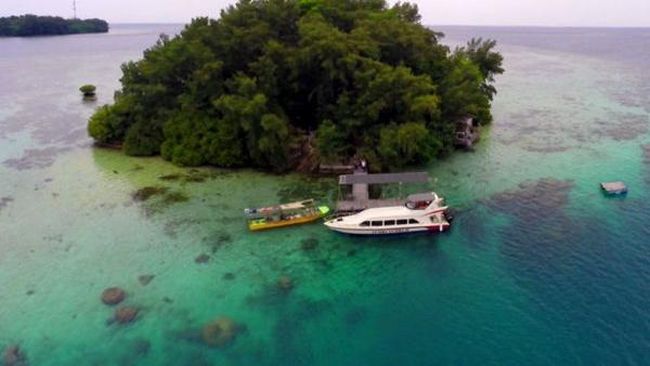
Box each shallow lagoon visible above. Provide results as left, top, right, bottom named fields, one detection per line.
left=1, top=25, right=649, bottom=365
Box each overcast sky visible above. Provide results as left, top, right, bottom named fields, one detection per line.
left=2, top=0, right=650, bottom=27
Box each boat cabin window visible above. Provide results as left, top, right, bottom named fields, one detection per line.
left=371, top=221, right=383, bottom=227
left=384, top=220, right=396, bottom=226
left=360, top=221, right=370, bottom=227
left=408, top=219, right=419, bottom=224
left=396, top=219, right=408, bottom=225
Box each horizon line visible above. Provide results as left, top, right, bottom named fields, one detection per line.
left=2, top=14, right=648, bottom=28
left=107, top=21, right=650, bottom=29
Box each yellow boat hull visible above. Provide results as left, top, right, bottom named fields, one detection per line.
left=248, top=206, right=330, bottom=231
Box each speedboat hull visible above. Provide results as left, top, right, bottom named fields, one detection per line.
left=324, top=221, right=450, bottom=236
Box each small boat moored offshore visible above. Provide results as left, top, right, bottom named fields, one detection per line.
left=245, top=199, right=330, bottom=231
left=600, top=181, right=628, bottom=195
left=324, top=192, right=450, bottom=235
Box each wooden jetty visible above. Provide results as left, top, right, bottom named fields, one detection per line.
left=601, top=181, right=628, bottom=195
left=336, top=171, right=430, bottom=213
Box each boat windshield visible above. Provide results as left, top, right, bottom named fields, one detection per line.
left=406, top=200, right=431, bottom=210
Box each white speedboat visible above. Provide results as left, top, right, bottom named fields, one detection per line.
left=324, top=192, right=451, bottom=235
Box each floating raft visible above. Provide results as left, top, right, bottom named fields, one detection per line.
left=601, top=181, right=628, bottom=195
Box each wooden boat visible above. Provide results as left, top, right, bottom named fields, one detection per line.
left=245, top=199, right=330, bottom=231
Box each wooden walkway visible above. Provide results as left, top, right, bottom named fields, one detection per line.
left=351, top=171, right=369, bottom=206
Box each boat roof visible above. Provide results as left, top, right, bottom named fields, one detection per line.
left=278, top=199, right=314, bottom=210
left=349, top=206, right=415, bottom=221
left=252, top=199, right=314, bottom=212
left=407, top=193, right=436, bottom=202
left=338, top=172, right=429, bottom=185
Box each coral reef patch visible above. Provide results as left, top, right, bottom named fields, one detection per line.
left=3, top=146, right=71, bottom=170
left=201, top=316, right=244, bottom=348
left=138, top=275, right=155, bottom=286
left=101, top=287, right=126, bottom=305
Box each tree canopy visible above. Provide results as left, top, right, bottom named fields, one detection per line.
left=88, top=0, right=503, bottom=171
left=0, top=15, right=108, bottom=37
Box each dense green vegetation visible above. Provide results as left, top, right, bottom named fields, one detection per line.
left=0, top=15, right=108, bottom=36
left=80, top=84, right=97, bottom=96
left=88, top=0, right=503, bottom=171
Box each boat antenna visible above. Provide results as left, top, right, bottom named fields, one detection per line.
left=73, top=0, right=77, bottom=19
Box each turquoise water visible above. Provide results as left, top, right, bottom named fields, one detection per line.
left=1, top=25, right=649, bottom=365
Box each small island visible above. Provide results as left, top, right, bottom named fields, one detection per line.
left=88, top=0, right=503, bottom=172
left=0, top=15, right=108, bottom=37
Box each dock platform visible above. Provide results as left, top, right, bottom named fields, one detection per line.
left=335, top=171, right=430, bottom=213
left=336, top=199, right=405, bottom=213
left=601, top=181, right=628, bottom=195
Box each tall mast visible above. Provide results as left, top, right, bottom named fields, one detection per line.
left=73, top=0, right=77, bottom=19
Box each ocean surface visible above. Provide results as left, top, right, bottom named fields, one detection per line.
left=1, top=24, right=649, bottom=365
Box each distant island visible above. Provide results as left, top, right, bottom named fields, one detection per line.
left=88, top=0, right=503, bottom=172
left=0, top=15, right=108, bottom=37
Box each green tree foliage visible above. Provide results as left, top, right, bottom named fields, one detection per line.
left=88, top=103, right=131, bottom=145
left=378, top=122, right=440, bottom=169
left=88, top=0, right=503, bottom=171
left=316, top=120, right=347, bottom=161
left=454, top=38, right=504, bottom=101
left=0, top=15, right=108, bottom=36
left=79, top=84, right=97, bottom=96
